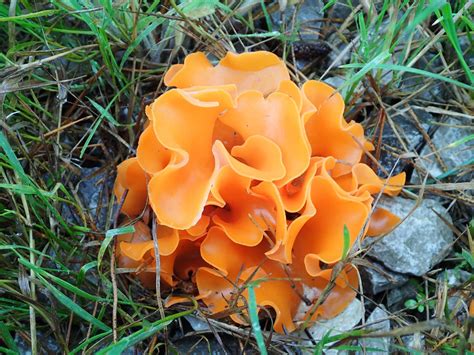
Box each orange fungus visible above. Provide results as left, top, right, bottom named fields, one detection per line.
left=113, top=51, right=406, bottom=333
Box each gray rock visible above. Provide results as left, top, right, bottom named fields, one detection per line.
left=398, top=45, right=448, bottom=103
left=307, top=298, right=363, bottom=341
left=400, top=75, right=447, bottom=102
left=377, top=57, right=394, bottom=86
left=447, top=295, right=463, bottom=313
left=360, top=260, right=409, bottom=295
left=324, top=348, right=349, bottom=355
left=358, top=306, right=391, bottom=354
left=366, top=196, right=454, bottom=276
left=393, top=108, right=433, bottom=145
left=328, top=0, right=360, bottom=20
left=271, top=0, right=327, bottom=71
left=447, top=294, right=470, bottom=321
left=122, top=347, right=139, bottom=355
left=417, top=117, right=474, bottom=179
left=327, top=31, right=354, bottom=66
left=78, top=167, right=113, bottom=215
left=400, top=333, right=425, bottom=352
left=324, top=346, right=350, bottom=354
left=459, top=35, right=474, bottom=68
left=387, top=282, right=417, bottom=312
left=437, top=269, right=471, bottom=287
left=235, top=0, right=260, bottom=15
left=15, top=331, right=61, bottom=355
left=296, top=286, right=360, bottom=355
left=402, top=74, right=449, bottom=103
left=62, top=167, right=115, bottom=229
left=323, top=75, right=360, bottom=100
left=185, top=315, right=211, bottom=331
left=400, top=49, right=449, bottom=102
left=378, top=107, right=432, bottom=175
left=271, top=0, right=324, bottom=42
left=323, top=76, right=345, bottom=89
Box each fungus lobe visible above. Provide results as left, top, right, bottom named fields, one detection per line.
left=113, top=51, right=405, bottom=334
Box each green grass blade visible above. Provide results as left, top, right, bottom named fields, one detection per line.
left=446, top=134, right=474, bottom=148
left=0, top=347, right=17, bottom=355
left=259, top=0, right=273, bottom=32
left=248, top=283, right=268, bottom=355
left=341, top=51, right=391, bottom=100
left=313, top=330, right=333, bottom=354
left=88, top=98, right=120, bottom=126
left=356, top=13, right=369, bottom=59
left=0, top=183, right=38, bottom=195
left=437, top=3, right=474, bottom=84
left=19, top=258, right=108, bottom=303
left=402, top=0, right=445, bottom=38
left=80, top=81, right=134, bottom=158
left=341, top=62, right=474, bottom=91
left=0, top=322, right=19, bottom=353
left=0, top=132, right=73, bottom=234
left=98, top=225, right=135, bottom=269
left=119, top=19, right=161, bottom=69
left=0, top=9, right=61, bottom=22
left=77, top=260, right=98, bottom=285
left=322, top=0, right=337, bottom=12
left=0, top=132, right=28, bottom=182
left=70, top=330, right=113, bottom=355
left=79, top=118, right=102, bottom=159
left=342, top=224, right=350, bottom=259
left=334, top=345, right=386, bottom=352
left=96, top=304, right=197, bottom=354
left=34, top=273, right=111, bottom=331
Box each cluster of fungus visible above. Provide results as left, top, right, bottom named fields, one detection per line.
left=113, top=51, right=405, bottom=333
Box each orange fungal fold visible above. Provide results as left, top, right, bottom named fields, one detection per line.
left=113, top=51, right=405, bottom=334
